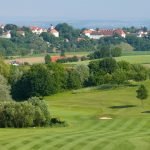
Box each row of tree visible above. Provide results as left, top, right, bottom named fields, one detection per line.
left=88, top=58, right=149, bottom=86
left=6, top=57, right=149, bottom=101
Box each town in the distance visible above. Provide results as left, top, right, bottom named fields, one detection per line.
left=0, top=23, right=149, bottom=39
left=0, top=22, right=150, bottom=66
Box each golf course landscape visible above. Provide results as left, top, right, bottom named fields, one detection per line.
left=1, top=1, right=150, bottom=149
left=0, top=80, right=150, bottom=150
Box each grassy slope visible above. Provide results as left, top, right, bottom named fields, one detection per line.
left=0, top=81, right=150, bottom=150
left=67, top=55, right=150, bottom=66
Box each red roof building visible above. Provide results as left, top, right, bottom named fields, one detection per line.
left=83, top=29, right=126, bottom=39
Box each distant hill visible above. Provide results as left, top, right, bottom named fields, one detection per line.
left=1, top=17, right=150, bottom=29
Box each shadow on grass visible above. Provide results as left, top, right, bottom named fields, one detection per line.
left=109, top=105, right=136, bottom=109
left=141, top=111, right=150, bottom=114
left=127, top=84, right=139, bottom=87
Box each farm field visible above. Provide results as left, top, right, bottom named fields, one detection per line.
left=68, top=54, right=150, bottom=66
left=5, top=52, right=90, bottom=64
left=5, top=50, right=150, bottom=65
left=0, top=81, right=150, bottom=150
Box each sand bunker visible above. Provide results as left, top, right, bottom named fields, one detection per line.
left=99, top=117, right=112, bottom=120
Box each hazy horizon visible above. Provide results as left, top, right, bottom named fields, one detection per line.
left=1, top=0, right=150, bottom=28
left=0, top=0, right=150, bottom=21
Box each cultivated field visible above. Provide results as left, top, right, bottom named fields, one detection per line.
left=5, top=52, right=90, bottom=64
left=0, top=81, right=150, bottom=150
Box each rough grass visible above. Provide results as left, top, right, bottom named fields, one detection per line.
left=0, top=81, right=150, bottom=150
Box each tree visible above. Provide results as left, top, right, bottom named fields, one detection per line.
left=99, top=58, right=118, bottom=74
left=136, top=85, right=148, bottom=105
left=130, top=64, right=148, bottom=81
left=47, top=63, right=67, bottom=90
left=4, top=24, right=18, bottom=31
left=45, top=54, right=51, bottom=64
left=89, top=46, right=111, bottom=59
left=111, top=47, right=122, bottom=57
left=112, top=69, right=127, bottom=85
left=75, top=64, right=89, bottom=86
left=67, top=69, right=82, bottom=89
left=55, top=23, right=80, bottom=41
left=0, top=56, right=10, bottom=78
left=88, top=60, right=100, bottom=74
left=11, top=64, right=66, bottom=100
left=0, top=75, right=12, bottom=101
left=60, top=50, right=65, bottom=56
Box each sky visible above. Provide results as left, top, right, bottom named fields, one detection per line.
left=0, top=0, right=150, bottom=21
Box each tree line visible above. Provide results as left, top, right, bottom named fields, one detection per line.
left=0, top=55, right=150, bottom=127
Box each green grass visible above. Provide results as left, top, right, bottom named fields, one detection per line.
left=0, top=81, right=150, bottom=150
left=122, top=51, right=150, bottom=56
left=67, top=55, right=150, bottom=66
left=116, top=55, right=150, bottom=64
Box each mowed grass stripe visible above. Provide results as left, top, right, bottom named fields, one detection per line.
left=45, top=119, right=137, bottom=150
left=0, top=83, right=150, bottom=150
left=39, top=120, right=116, bottom=149
left=80, top=120, right=141, bottom=150
left=41, top=120, right=121, bottom=149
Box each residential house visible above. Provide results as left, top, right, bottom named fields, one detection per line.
left=137, top=30, right=148, bottom=38
left=30, top=26, right=47, bottom=35
left=0, top=31, right=11, bottom=39
left=83, top=29, right=126, bottom=39
left=17, top=31, right=25, bottom=36
left=48, top=25, right=59, bottom=37
left=0, top=24, right=5, bottom=30
left=83, top=29, right=95, bottom=38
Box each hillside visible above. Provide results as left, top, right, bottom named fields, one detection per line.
left=0, top=81, right=150, bottom=150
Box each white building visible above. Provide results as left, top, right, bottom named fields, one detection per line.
left=17, top=31, right=25, bottom=37
left=48, top=25, right=59, bottom=37
left=0, top=31, right=11, bottom=39
left=0, top=24, right=5, bottom=30
left=30, top=26, right=47, bottom=35
left=83, top=29, right=95, bottom=38
left=83, top=29, right=126, bottom=39
left=137, top=31, right=148, bottom=38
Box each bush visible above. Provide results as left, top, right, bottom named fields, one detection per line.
left=57, top=56, right=79, bottom=63
left=81, top=56, right=88, bottom=61
left=28, top=97, right=50, bottom=126
left=0, top=101, right=34, bottom=128
left=50, top=118, right=67, bottom=127
left=112, top=69, right=127, bottom=85
left=88, top=46, right=122, bottom=60
left=129, top=64, right=148, bottom=81
left=99, top=58, right=118, bottom=74
left=0, top=97, right=51, bottom=128
left=111, top=47, right=122, bottom=57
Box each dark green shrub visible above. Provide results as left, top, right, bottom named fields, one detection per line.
left=0, top=97, right=51, bottom=128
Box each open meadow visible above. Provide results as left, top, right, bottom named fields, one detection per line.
left=67, top=54, right=150, bottom=67
left=0, top=81, right=150, bottom=150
